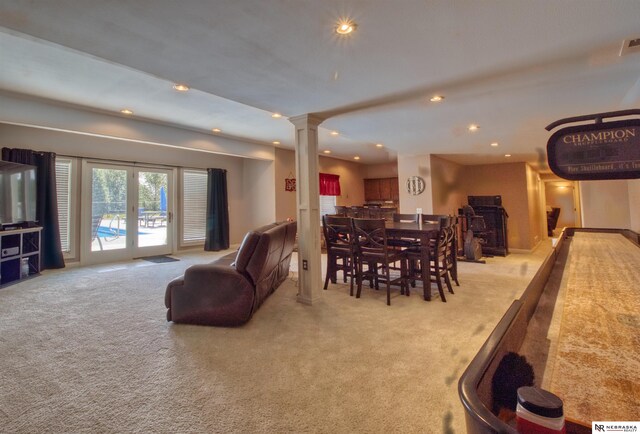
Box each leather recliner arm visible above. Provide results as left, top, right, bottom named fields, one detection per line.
left=167, top=264, right=256, bottom=327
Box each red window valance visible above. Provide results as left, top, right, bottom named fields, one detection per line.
left=319, top=173, right=341, bottom=196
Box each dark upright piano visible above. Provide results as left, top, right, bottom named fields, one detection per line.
left=468, top=195, right=509, bottom=256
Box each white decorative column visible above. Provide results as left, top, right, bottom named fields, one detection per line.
left=289, top=114, right=323, bottom=305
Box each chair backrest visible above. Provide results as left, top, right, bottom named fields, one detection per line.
left=322, top=215, right=354, bottom=251
left=393, top=213, right=418, bottom=223
left=352, top=218, right=388, bottom=255
left=91, top=214, right=103, bottom=241
left=422, top=214, right=450, bottom=228
left=380, top=209, right=395, bottom=221
left=348, top=206, right=367, bottom=218
left=334, top=206, right=349, bottom=216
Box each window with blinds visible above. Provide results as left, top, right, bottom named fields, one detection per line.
left=319, top=195, right=337, bottom=219
left=55, top=159, right=72, bottom=253
left=182, top=169, right=207, bottom=243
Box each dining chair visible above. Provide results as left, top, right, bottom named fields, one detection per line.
left=334, top=206, right=349, bottom=216
left=443, top=216, right=460, bottom=286
left=367, top=207, right=383, bottom=219
left=406, top=218, right=455, bottom=302
left=322, top=215, right=356, bottom=295
left=352, top=218, right=408, bottom=305
left=388, top=213, right=420, bottom=249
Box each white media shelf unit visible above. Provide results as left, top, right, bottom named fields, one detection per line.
left=0, top=226, right=42, bottom=287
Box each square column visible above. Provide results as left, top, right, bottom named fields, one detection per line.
left=289, top=114, right=324, bottom=305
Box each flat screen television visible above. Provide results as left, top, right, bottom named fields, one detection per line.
left=0, top=160, right=37, bottom=227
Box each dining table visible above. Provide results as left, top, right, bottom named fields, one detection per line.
left=384, top=220, right=440, bottom=301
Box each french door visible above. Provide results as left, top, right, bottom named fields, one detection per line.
left=81, top=161, right=174, bottom=264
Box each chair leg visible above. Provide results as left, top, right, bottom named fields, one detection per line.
left=402, top=259, right=409, bottom=296
left=355, top=258, right=363, bottom=298
left=348, top=254, right=355, bottom=296
left=436, top=276, right=447, bottom=302
left=444, top=271, right=454, bottom=294
left=385, top=264, right=391, bottom=306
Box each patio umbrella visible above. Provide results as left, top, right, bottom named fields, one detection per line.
left=160, top=186, right=167, bottom=212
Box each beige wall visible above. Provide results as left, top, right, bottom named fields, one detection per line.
left=544, top=181, right=579, bottom=230
left=319, top=157, right=365, bottom=206
left=242, top=159, right=276, bottom=229
left=274, top=148, right=365, bottom=221
left=397, top=154, right=433, bottom=214
left=525, top=164, right=543, bottom=248
left=362, top=162, right=398, bottom=179
left=274, top=147, right=298, bottom=222
left=580, top=180, right=631, bottom=229
left=461, top=162, right=533, bottom=250
left=430, top=155, right=466, bottom=216
left=628, top=179, right=640, bottom=233
left=429, top=157, right=540, bottom=250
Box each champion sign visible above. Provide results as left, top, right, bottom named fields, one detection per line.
left=546, top=119, right=640, bottom=180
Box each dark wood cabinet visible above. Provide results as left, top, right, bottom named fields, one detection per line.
left=364, top=177, right=398, bottom=202
left=364, top=178, right=381, bottom=201
left=379, top=178, right=391, bottom=200
left=389, top=177, right=399, bottom=201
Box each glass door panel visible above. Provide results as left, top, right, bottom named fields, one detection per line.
left=91, top=167, right=128, bottom=252
left=137, top=170, right=171, bottom=252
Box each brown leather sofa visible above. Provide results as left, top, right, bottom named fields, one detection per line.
left=165, top=221, right=297, bottom=326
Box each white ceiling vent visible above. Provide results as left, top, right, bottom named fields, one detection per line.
left=619, top=37, right=640, bottom=56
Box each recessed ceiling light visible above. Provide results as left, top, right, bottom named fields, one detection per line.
left=505, top=154, right=512, bottom=157
left=212, top=128, right=221, bottom=133
left=430, top=95, right=444, bottom=102
left=491, top=142, right=499, bottom=147
left=336, top=20, right=356, bottom=35
left=375, top=143, right=384, bottom=148
left=353, top=156, right=360, bottom=160
left=468, top=124, right=480, bottom=132
left=120, top=109, right=133, bottom=115
left=173, top=83, right=190, bottom=92
left=323, top=150, right=331, bottom=154
left=271, top=113, right=282, bottom=119
left=272, top=141, right=281, bottom=145
left=330, top=131, right=339, bottom=136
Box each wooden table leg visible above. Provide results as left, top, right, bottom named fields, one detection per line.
left=421, top=237, right=432, bottom=301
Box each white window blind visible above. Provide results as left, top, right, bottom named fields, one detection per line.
left=55, top=159, right=72, bottom=253
left=319, top=195, right=337, bottom=218
left=182, top=170, right=207, bottom=243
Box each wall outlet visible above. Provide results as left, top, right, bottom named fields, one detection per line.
left=416, top=208, right=423, bottom=214
left=302, top=260, right=308, bottom=270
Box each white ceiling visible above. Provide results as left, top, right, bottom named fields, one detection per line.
left=0, top=0, right=639, bottom=167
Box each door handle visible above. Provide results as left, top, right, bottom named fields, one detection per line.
left=168, top=211, right=173, bottom=223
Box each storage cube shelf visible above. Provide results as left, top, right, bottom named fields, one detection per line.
left=0, top=227, right=42, bottom=287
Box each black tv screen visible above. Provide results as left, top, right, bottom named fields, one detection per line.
left=0, top=160, right=37, bottom=225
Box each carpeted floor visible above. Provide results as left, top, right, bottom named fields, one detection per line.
left=0, top=245, right=551, bottom=433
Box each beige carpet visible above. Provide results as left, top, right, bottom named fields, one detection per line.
left=0, top=245, right=550, bottom=433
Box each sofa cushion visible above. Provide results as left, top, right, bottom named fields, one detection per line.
left=234, top=231, right=261, bottom=274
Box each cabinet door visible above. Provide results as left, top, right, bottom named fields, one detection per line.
left=364, top=179, right=381, bottom=201
left=390, top=177, right=399, bottom=201
left=379, top=178, right=392, bottom=200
